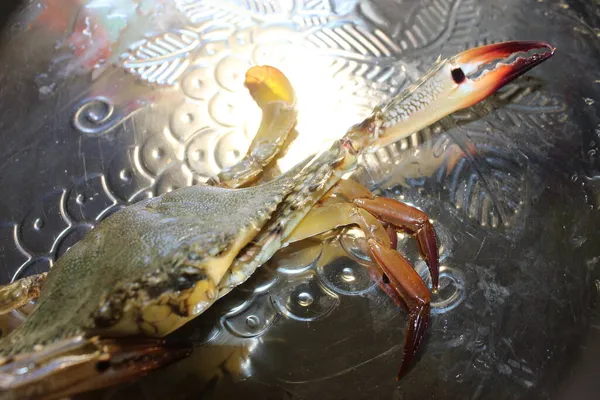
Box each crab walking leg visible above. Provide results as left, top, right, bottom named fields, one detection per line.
left=367, top=239, right=430, bottom=379
left=285, top=202, right=408, bottom=310
left=325, top=179, right=439, bottom=291
left=354, top=197, right=439, bottom=290
left=286, top=202, right=391, bottom=246
left=285, top=194, right=432, bottom=378
left=0, top=273, right=47, bottom=315
left=207, top=66, right=298, bottom=188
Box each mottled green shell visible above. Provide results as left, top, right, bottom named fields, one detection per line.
left=0, top=176, right=294, bottom=356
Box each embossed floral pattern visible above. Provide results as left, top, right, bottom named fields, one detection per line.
left=2, top=0, right=574, bottom=379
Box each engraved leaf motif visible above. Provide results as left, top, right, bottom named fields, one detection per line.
left=175, top=0, right=289, bottom=25
left=300, top=20, right=406, bottom=111
left=229, top=0, right=289, bottom=15
left=293, top=0, right=334, bottom=27
left=175, top=0, right=249, bottom=25
left=296, top=0, right=332, bottom=13
left=360, top=84, right=567, bottom=230
left=457, top=81, right=569, bottom=144
left=435, top=130, right=529, bottom=229
left=493, top=88, right=569, bottom=135
left=395, top=0, right=461, bottom=52
left=438, top=89, right=567, bottom=229
left=121, top=29, right=201, bottom=86
left=327, top=57, right=409, bottom=111
left=303, top=21, right=401, bottom=60
left=441, top=88, right=566, bottom=228
left=359, top=0, right=481, bottom=57
left=361, top=126, right=529, bottom=230
left=427, top=0, right=482, bottom=51
left=297, top=0, right=482, bottom=111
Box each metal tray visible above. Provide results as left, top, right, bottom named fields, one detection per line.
left=0, top=0, right=598, bottom=399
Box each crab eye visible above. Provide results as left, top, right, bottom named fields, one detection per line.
left=451, top=67, right=466, bottom=84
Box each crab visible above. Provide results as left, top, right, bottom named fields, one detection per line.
left=0, top=41, right=554, bottom=399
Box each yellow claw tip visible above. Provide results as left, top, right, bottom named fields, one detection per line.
left=244, top=65, right=269, bottom=89
left=244, top=65, right=296, bottom=107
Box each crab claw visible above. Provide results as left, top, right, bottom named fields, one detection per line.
left=244, top=65, right=297, bottom=108
left=0, top=336, right=191, bottom=400
left=359, top=40, right=555, bottom=152
left=449, top=40, right=556, bottom=108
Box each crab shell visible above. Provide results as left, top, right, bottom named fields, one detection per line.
left=0, top=175, right=308, bottom=355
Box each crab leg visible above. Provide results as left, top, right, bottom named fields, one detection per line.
left=207, top=66, right=298, bottom=188
left=325, top=179, right=439, bottom=291
left=354, top=198, right=439, bottom=290
left=286, top=202, right=408, bottom=310
left=0, top=336, right=191, bottom=400
left=286, top=202, right=391, bottom=246
left=366, top=239, right=430, bottom=379
left=286, top=178, right=438, bottom=378
left=0, top=274, right=47, bottom=316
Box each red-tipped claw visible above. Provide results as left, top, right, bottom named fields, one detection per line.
left=454, top=41, right=555, bottom=73
left=365, top=40, right=555, bottom=152
left=450, top=40, right=556, bottom=108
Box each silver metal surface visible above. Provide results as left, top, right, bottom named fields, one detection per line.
left=0, top=0, right=599, bottom=399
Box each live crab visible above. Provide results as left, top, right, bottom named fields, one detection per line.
left=0, top=41, right=554, bottom=399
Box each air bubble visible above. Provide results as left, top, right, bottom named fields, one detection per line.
left=33, top=218, right=44, bottom=231
left=246, top=315, right=259, bottom=328
left=271, top=273, right=339, bottom=321
left=86, top=109, right=103, bottom=123
left=297, top=292, right=314, bottom=307
left=191, top=149, right=205, bottom=161
left=415, top=263, right=466, bottom=314
left=181, top=113, right=194, bottom=123
left=119, top=169, right=132, bottom=182
left=151, top=148, right=165, bottom=159
left=222, top=295, right=278, bottom=338
left=316, top=247, right=377, bottom=296
left=341, top=267, right=355, bottom=282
